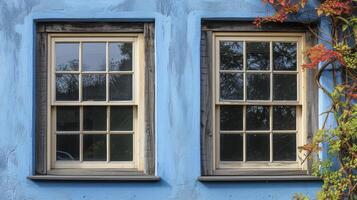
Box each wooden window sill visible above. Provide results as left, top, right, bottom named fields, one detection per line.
left=28, top=175, right=160, bottom=182
left=198, top=175, right=321, bottom=182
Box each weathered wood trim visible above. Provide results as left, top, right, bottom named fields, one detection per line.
left=200, top=30, right=214, bottom=175
left=144, top=23, right=156, bottom=176
left=202, top=20, right=315, bottom=32
left=34, top=22, right=156, bottom=177
left=35, top=23, right=48, bottom=175
left=198, top=175, right=321, bottom=182
left=200, top=21, right=319, bottom=177
left=28, top=175, right=160, bottom=181
left=37, top=22, right=146, bottom=33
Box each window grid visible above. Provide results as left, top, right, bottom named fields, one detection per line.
left=50, top=35, right=142, bottom=169
left=215, top=36, right=302, bottom=168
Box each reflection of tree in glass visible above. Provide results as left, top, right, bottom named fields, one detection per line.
left=247, top=73, right=270, bottom=100
left=273, top=106, right=296, bottom=130
left=110, top=43, right=132, bottom=71
left=56, top=74, right=79, bottom=100
left=246, top=105, right=269, bottom=130
left=246, top=42, right=270, bottom=70
left=273, top=42, right=297, bottom=70
left=83, top=74, right=106, bottom=101
left=220, top=41, right=243, bottom=70
left=220, top=73, right=243, bottom=100
left=57, top=59, right=79, bottom=71
left=110, top=75, right=132, bottom=100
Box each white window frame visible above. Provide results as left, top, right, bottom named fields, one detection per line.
left=47, top=33, right=145, bottom=171
left=212, top=32, right=308, bottom=172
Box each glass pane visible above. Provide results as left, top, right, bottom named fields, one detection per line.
left=110, top=134, right=133, bottom=161
left=55, top=43, right=79, bottom=71
left=109, top=74, right=132, bottom=101
left=247, top=73, right=270, bottom=100
left=273, top=106, right=296, bottom=130
left=273, top=134, right=296, bottom=161
left=56, top=74, right=79, bottom=101
left=246, top=134, right=270, bottom=161
left=56, top=106, right=79, bottom=131
left=56, top=135, right=79, bottom=161
left=110, top=106, right=133, bottom=131
left=83, top=43, right=106, bottom=71
left=83, top=134, right=107, bottom=161
left=220, top=134, right=243, bottom=161
left=246, top=105, right=269, bottom=130
left=82, top=74, right=106, bottom=101
left=273, top=74, right=297, bottom=100
left=220, top=41, right=243, bottom=70
left=220, top=106, right=243, bottom=131
left=83, top=106, right=107, bottom=131
left=246, top=42, right=270, bottom=70
left=273, top=42, right=297, bottom=71
left=109, top=42, right=132, bottom=71
left=220, top=73, right=243, bottom=100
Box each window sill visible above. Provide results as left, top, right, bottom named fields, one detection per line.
left=28, top=175, right=160, bottom=182
left=198, top=175, right=321, bottom=182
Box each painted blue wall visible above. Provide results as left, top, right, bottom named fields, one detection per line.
left=0, top=0, right=324, bottom=199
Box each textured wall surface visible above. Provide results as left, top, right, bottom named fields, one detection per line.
left=0, top=0, right=324, bottom=199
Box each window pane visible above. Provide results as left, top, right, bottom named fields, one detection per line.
left=220, top=41, right=243, bottom=70
left=83, top=43, right=106, bottom=71
left=220, top=134, right=243, bottom=161
left=273, top=134, right=296, bottom=161
left=273, top=106, right=296, bottom=130
left=246, top=134, right=270, bottom=161
left=246, top=105, right=269, bottom=130
left=110, top=106, right=133, bottom=131
left=246, top=42, right=270, bottom=70
left=56, top=43, right=79, bottom=71
left=109, top=74, right=132, bottom=101
left=110, top=134, right=133, bottom=161
left=109, top=42, right=132, bottom=71
left=247, top=73, right=270, bottom=100
left=220, top=106, right=243, bottom=131
left=56, top=106, right=79, bottom=131
left=273, top=42, right=297, bottom=71
left=83, top=134, right=107, bottom=161
left=83, top=106, right=107, bottom=131
left=83, top=74, right=106, bottom=101
left=273, top=74, right=297, bottom=100
left=220, top=73, right=243, bottom=100
left=56, top=74, right=79, bottom=101
left=56, top=135, right=79, bottom=161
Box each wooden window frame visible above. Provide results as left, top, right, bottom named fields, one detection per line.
left=33, top=22, right=157, bottom=180
left=200, top=21, right=319, bottom=180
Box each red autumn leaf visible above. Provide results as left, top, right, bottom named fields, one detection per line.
left=302, top=44, right=346, bottom=69
left=317, top=0, right=352, bottom=16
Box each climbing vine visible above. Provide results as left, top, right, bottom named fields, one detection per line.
left=255, top=0, right=356, bottom=199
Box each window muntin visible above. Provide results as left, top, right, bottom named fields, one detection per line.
left=49, top=35, right=144, bottom=170
left=214, top=34, right=305, bottom=170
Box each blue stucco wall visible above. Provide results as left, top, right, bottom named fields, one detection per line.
left=0, top=0, right=324, bottom=199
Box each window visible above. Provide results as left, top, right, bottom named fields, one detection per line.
left=33, top=22, right=156, bottom=180
left=201, top=22, right=318, bottom=178
left=51, top=35, right=142, bottom=169
left=216, top=34, right=303, bottom=169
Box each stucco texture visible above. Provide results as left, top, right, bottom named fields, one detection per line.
left=0, top=0, right=323, bottom=199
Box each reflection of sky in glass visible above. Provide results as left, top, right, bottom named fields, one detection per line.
left=56, top=74, right=79, bottom=100
left=83, top=43, right=106, bottom=71
left=273, top=42, right=297, bottom=71
left=56, top=43, right=79, bottom=71
left=109, top=43, right=132, bottom=71
left=220, top=41, right=243, bottom=70
left=246, top=42, right=270, bottom=70
left=220, top=73, right=243, bottom=100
